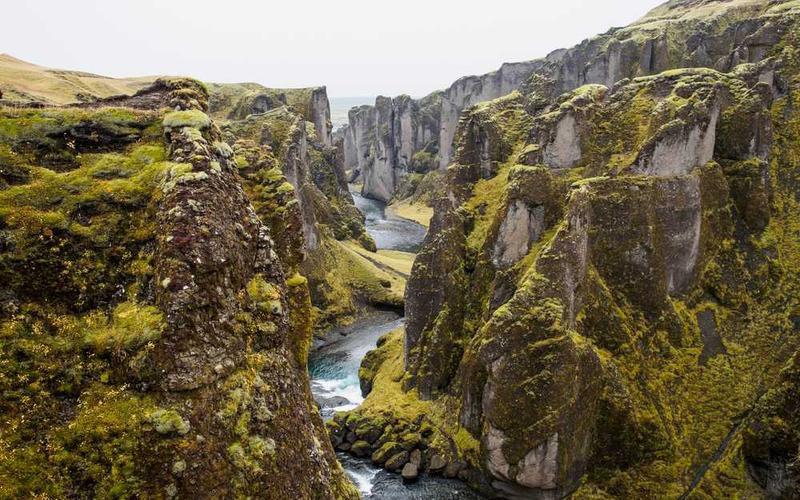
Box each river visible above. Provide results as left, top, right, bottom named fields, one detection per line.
left=308, top=188, right=482, bottom=499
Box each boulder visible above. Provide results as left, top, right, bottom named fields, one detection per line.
left=350, top=440, right=371, bottom=458
left=428, top=454, right=446, bottom=473
left=399, top=432, right=421, bottom=450
left=384, top=451, right=410, bottom=471
left=371, top=441, right=404, bottom=465
left=355, top=423, right=383, bottom=444
left=410, top=449, right=422, bottom=467
left=443, top=461, right=464, bottom=478
left=315, top=395, right=350, bottom=409
left=401, top=463, right=419, bottom=483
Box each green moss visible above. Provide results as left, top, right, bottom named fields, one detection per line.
left=349, top=329, right=432, bottom=422
left=410, top=150, right=437, bottom=173
left=163, top=110, right=211, bottom=130
left=0, top=108, right=172, bottom=310
left=287, top=275, right=313, bottom=365
left=286, top=273, right=308, bottom=287
left=277, top=181, right=294, bottom=194
left=0, top=107, right=155, bottom=140
left=246, top=274, right=283, bottom=315
left=464, top=164, right=512, bottom=253
left=147, top=409, right=190, bottom=435
left=227, top=436, right=275, bottom=473
left=0, top=384, right=160, bottom=499
left=82, top=301, right=165, bottom=353
left=301, top=239, right=405, bottom=330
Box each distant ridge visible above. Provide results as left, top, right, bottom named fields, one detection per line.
left=0, top=53, right=157, bottom=105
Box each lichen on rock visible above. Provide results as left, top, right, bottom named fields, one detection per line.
left=0, top=78, right=358, bottom=498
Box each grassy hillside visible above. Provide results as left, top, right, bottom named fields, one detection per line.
left=0, top=54, right=156, bottom=105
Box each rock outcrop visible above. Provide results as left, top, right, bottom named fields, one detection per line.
left=344, top=0, right=796, bottom=203
left=0, top=79, right=357, bottom=498
left=343, top=93, right=441, bottom=202
left=208, top=82, right=333, bottom=146
left=212, top=83, right=402, bottom=332
left=339, top=1, right=800, bottom=498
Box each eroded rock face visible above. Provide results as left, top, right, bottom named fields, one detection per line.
left=217, top=94, right=377, bottom=333
left=0, top=79, right=358, bottom=499
left=542, top=113, right=582, bottom=169
left=492, top=200, right=545, bottom=268
left=398, top=13, right=800, bottom=492
left=207, top=82, right=333, bottom=146
left=311, top=87, right=333, bottom=146
left=342, top=0, right=794, bottom=203
left=439, top=61, right=543, bottom=170
left=345, top=93, right=441, bottom=202
left=638, top=103, right=721, bottom=177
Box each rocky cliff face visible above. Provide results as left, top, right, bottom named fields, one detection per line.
left=219, top=106, right=371, bottom=255
left=214, top=84, right=405, bottom=332
left=343, top=92, right=441, bottom=202
left=339, top=1, right=800, bottom=498
left=0, top=79, right=357, bottom=498
left=345, top=0, right=794, bottom=203
left=208, top=82, right=333, bottom=146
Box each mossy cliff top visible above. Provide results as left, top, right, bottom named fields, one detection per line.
left=207, top=82, right=319, bottom=120
left=344, top=10, right=800, bottom=499
left=0, top=79, right=357, bottom=498
left=217, top=96, right=387, bottom=334
left=207, top=81, right=333, bottom=147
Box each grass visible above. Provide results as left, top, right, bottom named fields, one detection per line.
left=336, top=240, right=406, bottom=298
left=302, top=238, right=406, bottom=330
left=163, top=110, right=211, bottom=129
left=342, top=240, right=416, bottom=277
left=82, top=301, right=165, bottom=353
left=464, top=164, right=512, bottom=253
left=0, top=53, right=155, bottom=105
left=349, top=327, right=484, bottom=465
left=388, top=199, right=433, bottom=228
left=356, top=328, right=433, bottom=422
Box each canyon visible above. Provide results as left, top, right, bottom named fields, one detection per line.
left=1, top=0, right=800, bottom=498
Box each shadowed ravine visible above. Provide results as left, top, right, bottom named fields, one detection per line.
left=308, top=192, right=481, bottom=498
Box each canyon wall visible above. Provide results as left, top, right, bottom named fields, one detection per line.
left=0, top=79, right=358, bottom=498
left=345, top=0, right=791, bottom=202
left=210, top=78, right=407, bottom=335
left=207, top=81, right=333, bottom=146
left=342, top=92, right=441, bottom=202
left=338, top=1, right=800, bottom=498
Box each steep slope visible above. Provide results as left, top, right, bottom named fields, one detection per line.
left=0, top=53, right=155, bottom=105
left=0, top=79, right=357, bottom=498
left=342, top=92, right=442, bottom=202
left=336, top=1, right=800, bottom=498
left=208, top=81, right=333, bottom=146
left=210, top=84, right=405, bottom=333
left=344, top=0, right=796, bottom=204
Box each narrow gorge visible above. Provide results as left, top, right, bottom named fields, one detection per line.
left=1, top=0, right=800, bottom=498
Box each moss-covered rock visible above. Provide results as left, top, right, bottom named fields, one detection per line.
left=218, top=102, right=381, bottom=333
left=0, top=79, right=357, bottom=498
left=368, top=10, right=800, bottom=498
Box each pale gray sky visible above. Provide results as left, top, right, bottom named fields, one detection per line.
left=4, top=0, right=664, bottom=97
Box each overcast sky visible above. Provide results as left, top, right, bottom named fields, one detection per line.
left=4, top=0, right=664, bottom=97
